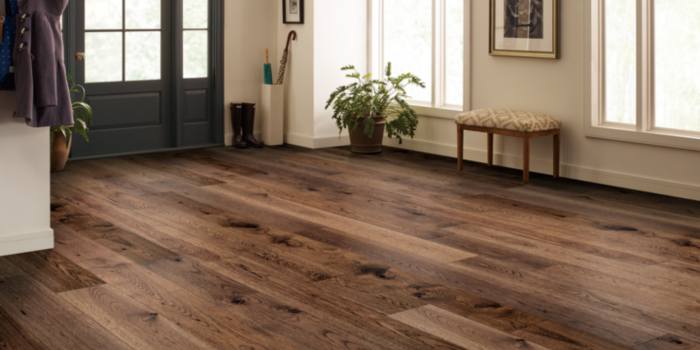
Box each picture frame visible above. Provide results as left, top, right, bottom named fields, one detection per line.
left=489, top=0, right=559, bottom=59
left=283, top=0, right=304, bottom=25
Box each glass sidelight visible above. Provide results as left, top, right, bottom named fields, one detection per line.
left=84, top=0, right=162, bottom=83
left=182, top=0, right=209, bottom=79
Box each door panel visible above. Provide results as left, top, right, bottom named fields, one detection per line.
left=89, top=93, right=162, bottom=129
left=184, top=90, right=208, bottom=123
left=67, top=0, right=222, bottom=158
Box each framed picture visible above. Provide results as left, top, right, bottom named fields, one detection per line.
left=283, top=0, right=304, bottom=24
left=490, top=0, right=559, bottom=59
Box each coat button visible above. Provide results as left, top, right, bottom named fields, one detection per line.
left=20, top=13, right=28, bottom=21
left=20, top=27, right=27, bottom=35
left=18, top=42, right=25, bottom=51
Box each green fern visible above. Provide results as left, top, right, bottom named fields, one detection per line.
left=51, top=80, right=94, bottom=144
left=325, top=63, right=425, bottom=144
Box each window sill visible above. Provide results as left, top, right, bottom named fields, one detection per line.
left=411, top=105, right=463, bottom=120
left=586, top=124, right=700, bottom=152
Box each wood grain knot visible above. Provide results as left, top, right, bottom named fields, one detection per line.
left=474, top=301, right=503, bottom=309
left=308, top=271, right=332, bottom=282
left=357, top=264, right=396, bottom=280
left=275, top=305, right=302, bottom=314
left=230, top=295, right=247, bottom=305
left=269, top=235, right=303, bottom=248
left=220, top=219, right=260, bottom=230
left=408, top=284, right=445, bottom=300
left=597, top=224, right=639, bottom=232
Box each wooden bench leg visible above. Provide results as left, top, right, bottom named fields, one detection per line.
left=553, top=132, right=560, bottom=178
left=522, top=135, right=530, bottom=184
left=457, top=125, right=464, bottom=171
left=487, top=133, right=494, bottom=166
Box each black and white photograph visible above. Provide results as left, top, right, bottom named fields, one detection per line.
left=283, top=0, right=304, bottom=24
left=289, top=0, right=299, bottom=14
left=491, top=0, right=558, bottom=58
left=504, top=0, right=544, bottom=39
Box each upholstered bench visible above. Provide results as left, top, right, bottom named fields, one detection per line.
left=456, top=108, right=561, bottom=183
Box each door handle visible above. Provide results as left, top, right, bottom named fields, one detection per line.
left=75, top=52, right=85, bottom=62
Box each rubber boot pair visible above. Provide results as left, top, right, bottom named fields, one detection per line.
left=231, top=103, right=263, bottom=149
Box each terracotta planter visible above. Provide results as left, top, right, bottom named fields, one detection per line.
left=51, top=132, right=72, bottom=173
left=349, top=117, right=386, bottom=154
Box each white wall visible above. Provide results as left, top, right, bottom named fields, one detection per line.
left=274, top=0, right=368, bottom=148
left=277, top=0, right=316, bottom=146
left=313, top=0, right=367, bottom=142
left=0, top=93, right=54, bottom=256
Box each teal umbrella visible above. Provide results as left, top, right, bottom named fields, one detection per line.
left=263, top=49, right=273, bottom=85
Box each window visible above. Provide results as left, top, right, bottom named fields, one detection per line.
left=370, top=0, right=466, bottom=111
left=85, top=0, right=162, bottom=83
left=591, top=0, right=700, bottom=149
left=183, top=0, right=209, bottom=79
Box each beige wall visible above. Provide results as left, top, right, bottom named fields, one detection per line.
left=388, top=0, right=700, bottom=201
left=223, top=0, right=279, bottom=145
left=224, top=0, right=699, bottom=200
left=0, top=93, right=54, bottom=256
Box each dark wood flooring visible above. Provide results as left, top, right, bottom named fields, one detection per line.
left=1, top=146, right=700, bottom=349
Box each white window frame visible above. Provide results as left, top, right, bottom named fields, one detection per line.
left=587, top=0, right=700, bottom=151
left=368, top=0, right=471, bottom=119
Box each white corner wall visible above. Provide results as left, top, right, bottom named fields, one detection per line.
left=277, top=0, right=316, bottom=146
left=312, top=0, right=367, bottom=146
left=0, top=92, right=54, bottom=257
left=272, top=0, right=367, bottom=148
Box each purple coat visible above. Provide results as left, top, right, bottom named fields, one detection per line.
left=14, top=0, right=73, bottom=127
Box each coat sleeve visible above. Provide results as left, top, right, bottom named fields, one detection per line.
left=31, top=14, right=58, bottom=108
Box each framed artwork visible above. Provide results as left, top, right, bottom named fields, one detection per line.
left=283, top=0, right=304, bottom=24
left=490, top=0, right=559, bottom=59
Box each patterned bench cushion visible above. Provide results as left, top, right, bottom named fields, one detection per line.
left=456, top=108, right=561, bottom=132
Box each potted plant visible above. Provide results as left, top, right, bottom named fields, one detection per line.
left=51, top=82, right=93, bottom=172
left=326, top=63, right=425, bottom=154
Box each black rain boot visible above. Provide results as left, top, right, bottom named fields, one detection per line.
left=242, top=103, right=263, bottom=148
left=230, top=103, right=248, bottom=149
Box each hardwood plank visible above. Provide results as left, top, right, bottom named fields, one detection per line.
left=51, top=225, right=311, bottom=349
left=33, top=146, right=699, bottom=350
left=456, top=256, right=700, bottom=342
left=54, top=226, right=448, bottom=350
left=0, top=272, right=132, bottom=350
left=4, top=250, right=105, bottom=293
left=0, top=307, right=45, bottom=350
left=60, top=286, right=216, bottom=350
left=52, top=192, right=466, bottom=349
left=390, top=305, right=549, bottom=350
left=634, top=334, right=700, bottom=350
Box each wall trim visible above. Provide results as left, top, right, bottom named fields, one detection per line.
left=285, top=132, right=350, bottom=149
left=386, top=137, right=700, bottom=201
left=0, top=229, right=54, bottom=257
left=285, top=132, right=316, bottom=148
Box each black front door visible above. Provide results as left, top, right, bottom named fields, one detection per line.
left=66, top=0, right=223, bottom=158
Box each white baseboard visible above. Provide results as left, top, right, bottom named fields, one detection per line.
left=0, top=229, right=54, bottom=257
left=387, top=137, right=700, bottom=201
left=234, top=129, right=698, bottom=201
left=285, top=132, right=350, bottom=149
